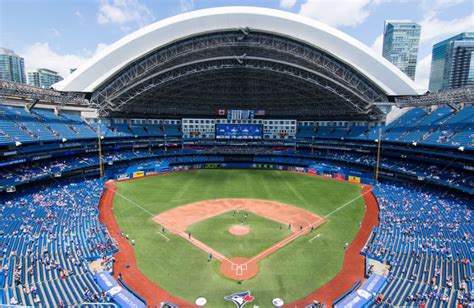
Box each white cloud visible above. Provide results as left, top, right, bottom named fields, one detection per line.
left=74, top=10, right=83, bottom=19
left=420, top=0, right=466, bottom=18
left=97, top=0, right=154, bottom=30
left=21, top=43, right=108, bottom=78
left=74, top=10, right=85, bottom=25
left=370, top=34, right=384, bottom=55
left=412, top=13, right=473, bottom=90
left=299, top=0, right=375, bottom=27
left=51, top=28, right=61, bottom=38
left=415, top=53, right=432, bottom=90
left=280, top=0, right=297, bottom=9
left=419, top=13, right=474, bottom=43
left=179, top=0, right=194, bottom=12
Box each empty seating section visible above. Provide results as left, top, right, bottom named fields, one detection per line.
left=363, top=183, right=472, bottom=306
left=0, top=104, right=472, bottom=149
left=0, top=178, right=117, bottom=306
left=0, top=105, right=185, bottom=144
left=0, top=105, right=99, bottom=144
left=383, top=108, right=428, bottom=141
left=295, top=105, right=473, bottom=149
left=400, top=107, right=451, bottom=142
left=424, top=107, right=474, bottom=147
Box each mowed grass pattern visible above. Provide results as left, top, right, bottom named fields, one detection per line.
left=187, top=211, right=292, bottom=258
left=113, top=169, right=364, bottom=307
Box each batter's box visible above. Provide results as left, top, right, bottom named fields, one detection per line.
left=231, top=263, right=248, bottom=276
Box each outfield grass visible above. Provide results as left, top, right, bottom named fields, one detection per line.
left=187, top=211, right=292, bottom=258
left=113, top=169, right=365, bottom=307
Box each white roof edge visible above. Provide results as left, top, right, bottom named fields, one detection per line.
left=53, top=6, right=424, bottom=96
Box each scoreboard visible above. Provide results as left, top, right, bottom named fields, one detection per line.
left=227, top=110, right=255, bottom=120
left=215, top=124, right=263, bottom=140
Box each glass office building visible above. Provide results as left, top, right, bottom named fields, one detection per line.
left=429, top=32, right=474, bottom=91
left=27, top=68, right=63, bottom=88
left=382, top=21, right=421, bottom=80
left=0, top=47, right=26, bottom=83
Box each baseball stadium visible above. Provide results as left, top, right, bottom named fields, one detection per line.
left=0, top=6, right=473, bottom=308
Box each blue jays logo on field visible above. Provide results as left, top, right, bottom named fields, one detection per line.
left=224, top=291, right=254, bottom=308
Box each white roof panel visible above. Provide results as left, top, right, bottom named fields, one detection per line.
left=54, top=6, right=423, bottom=96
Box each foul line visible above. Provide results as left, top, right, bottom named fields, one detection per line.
left=156, top=231, right=170, bottom=242
left=106, top=186, right=171, bottom=242
left=111, top=188, right=156, bottom=216
left=324, top=188, right=373, bottom=219
left=308, top=233, right=322, bottom=243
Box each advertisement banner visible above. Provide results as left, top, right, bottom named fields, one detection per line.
left=133, top=171, right=144, bottom=178
left=348, top=175, right=361, bottom=183
left=95, top=271, right=146, bottom=308
left=117, top=174, right=130, bottom=180
left=334, top=173, right=345, bottom=180
left=335, top=274, right=386, bottom=308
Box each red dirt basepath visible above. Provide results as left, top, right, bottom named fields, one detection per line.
left=229, top=225, right=250, bottom=236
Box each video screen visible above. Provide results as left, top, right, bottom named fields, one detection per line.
left=215, top=124, right=263, bottom=140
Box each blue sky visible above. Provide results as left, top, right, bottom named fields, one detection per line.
left=0, top=0, right=473, bottom=89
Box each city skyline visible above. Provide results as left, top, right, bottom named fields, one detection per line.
left=0, top=0, right=473, bottom=90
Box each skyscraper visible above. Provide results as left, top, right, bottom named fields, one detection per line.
left=27, top=68, right=63, bottom=88
left=429, top=32, right=474, bottom=92
left=382, top=21, right=421, bottom=80
left=0, top=47, right=26, bottom=84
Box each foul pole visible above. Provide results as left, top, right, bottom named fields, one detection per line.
left=374, top=127, right=382, bottom=182
left=97, top=123, right=104, bottom=178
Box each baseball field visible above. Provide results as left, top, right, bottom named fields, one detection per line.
left=111, top=169, right=365, bottom=307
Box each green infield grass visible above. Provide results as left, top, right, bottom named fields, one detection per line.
left=187, top=210, right=292, bottom=258
left=112, top=169, right=365, bottom=307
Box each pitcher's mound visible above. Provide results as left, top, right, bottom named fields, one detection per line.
left=229, top=225, right=250, bottom=236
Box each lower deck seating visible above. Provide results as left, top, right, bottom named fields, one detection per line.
left=364, top=183, right=473, bottom=307
left=0, top=178, right=117, bottom=306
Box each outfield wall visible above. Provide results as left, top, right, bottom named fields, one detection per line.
left=114, top=161, right=376, bottom=185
